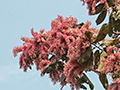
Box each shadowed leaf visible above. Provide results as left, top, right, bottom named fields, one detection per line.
left=108, top=12, right=114, bottom=36
left=77, top=73, right=94, bottom=90
left=90, top=4, right=104, bottom=15
left=116, top=44, right=120, bottom=48
left=85, top=31, right=93, bottom=41
left=43, top=65, right=54, bottom=74
left=83, top=52, right=93, bottom=72
left=94, top=50, right=100, bottom=69
left=77, top=22, right=84, bottom=29
left=94, top=24, right=109, bottom=43
left=43, top=61, right=59, bottom=74
left=78, top=46, right=92, bottom=64
left=61, top=74, right=66, bottom=83
left=77, top=76, right=87, bottom=90
left=98, top=51, right=107, bottom=70
left=107, top=0, right=115, bottom=7
left=80, top=85, right=87, bottom=90
left=96, top=8, right=107, bottom=25
left=99, top=73, right=108, bottom=89
left=102, top=38, right=119, bottom=46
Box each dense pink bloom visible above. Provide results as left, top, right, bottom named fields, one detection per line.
left=49, top=67, right=67, bottom=87
left=80, top=0, right=120, bottom=15
left=13, top=15, right=98, bottom=90
left=64, top=59, right=84, bottom=90
left=13, top=46, right=22, bottom=57
left=100, top=45, right=120, bottom=73
left=108, top=82, right=120, bottom=90
left=100, top=45, right=120, bottom=89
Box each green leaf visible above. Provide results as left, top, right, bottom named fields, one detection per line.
left=99, top=73, right=108, bottom=89
left=77, top=73, right=94, bottom=90
left=107, top=0, right=115, bottom=7
left=78, top=46, right=92, bottom=64
left=43, top=65, right=54, bottom=74
left=80, top=75, right=88, bottom=83
left=102, top=38, right=119, bottom=46
left=98, top=51, right=107, bottom=71
left=85, top=31, right=93, bottom=41
left=77, top=76, right=87, bottom=90
left=94, top=24, right=109, bottom=43
left=94, top=50, right=100, bottom=69
left=61, top=74, right=66, bottom=83
left=116, top=44, right=120, bottom=48
left=98, top=61, right=104, bottom=71
left=108, top=12, right=114, bottom=37
left=77, top=22, right=84, bottom=29
left=114, top=21, right=120, bottom=32
left=90, top=4, right=104, bottom=15
left=100, top=51, right=107, bottom=58
left=96, top=8, right=107, bottom=25
left=83, top=52, right=93, bottom=72
left=43, top=61, right=59, bottom=74
left=80, top=85, right=87, bottom=90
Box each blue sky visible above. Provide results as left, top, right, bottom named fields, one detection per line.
left=0, top=0, right=112, bottom=90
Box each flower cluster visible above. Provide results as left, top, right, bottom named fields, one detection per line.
left=13, top=15, right=98, bottom=90
left=80, top=0, right=120, bottom=15
left=108, top=82, right=120, bottom=90
left=100, top=45, right=120, bottom=73
left=100, top=45, right=120, bottom=89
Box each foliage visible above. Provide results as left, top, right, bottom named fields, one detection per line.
left=13, top=0, right=120, bottom=90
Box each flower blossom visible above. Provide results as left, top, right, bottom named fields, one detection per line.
left=100, top=45, right=120, bottom=73
left=108, top=82, right=120, bottom=90
left=100, top=45, right=120, bottom=89
left=49, top=67, right=67, bottom=87
left=80, top=0, right=120, bottom=15
left=13, top=15, right=98, bottom=90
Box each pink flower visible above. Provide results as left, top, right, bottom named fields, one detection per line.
left=21, top=36, right=35, bottom=43
left=80, top=0, right=120, bottom=15
left=49, top=67, right=66, bottom=86
left=13, top=15, right=98, bottom=90
left=108, top=82, right=120, bottom=90
left=64, top=59, right=84, bottom=90
left=100, top=45, right=120, bottom=88
left=13, top=46, right=22, bottom=57
left=100, top=45, right=120, bottom=73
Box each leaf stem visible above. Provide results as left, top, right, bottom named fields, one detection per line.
left=89, top=66, right=100, bottom=75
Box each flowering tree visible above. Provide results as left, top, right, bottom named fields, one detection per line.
left=13, top=0, right=120, bottom=90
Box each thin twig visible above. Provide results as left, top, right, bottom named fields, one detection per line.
left=92, top=43, right=103, bottom=51
left=60, top=85, right=64, bottom=90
